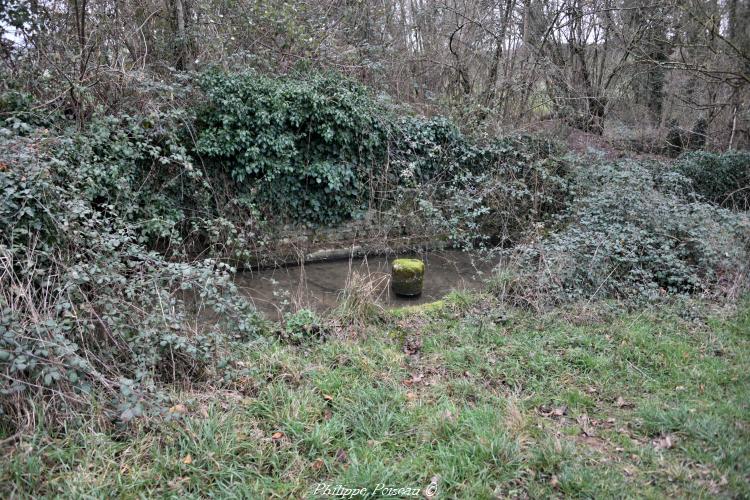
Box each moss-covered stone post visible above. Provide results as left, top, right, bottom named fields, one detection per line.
left=391, top=258, right=425, bottom=297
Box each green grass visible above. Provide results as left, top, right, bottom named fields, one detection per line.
left=2, top=297, right=749, bottom=498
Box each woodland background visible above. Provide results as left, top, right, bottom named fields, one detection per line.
left=2, top=0, right=749, bottom=149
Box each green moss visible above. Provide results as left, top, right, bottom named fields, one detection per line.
left=391, top=258, right=425, bottom=296
left=390, top=300, right=445, bottom=318
left=392, top=258, right=425, bottom=275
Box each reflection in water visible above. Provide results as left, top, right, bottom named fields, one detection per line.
left=234, top=250, right=496, bottom=319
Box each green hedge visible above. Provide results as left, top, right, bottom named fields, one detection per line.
left=675, top=151, right=750, bottom=210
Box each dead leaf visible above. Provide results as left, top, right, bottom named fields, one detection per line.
left=550, top=475, right=559, bottom=489
left=311, top=458, right=324, bottom=471
left=538, top=404, right=568, bottom=418
left=652, top=434, right=674, bottom=450
left=335, top=448, right=348, bottom=463
left=271, top=431, right=285, bottom=440
left=182, top=454, right=193, bottom=465
left=615, top=397, right=634, bottom=409
left=323, top=394, right=334, bottom=402
left=403, top=336, right=422, bottom=355
left=169, top=403, right=188, bottom=414
left=577, top=414, right=596, bottom=437
left=406, top=391, right=416, bottom=401
left=323, top=409, right=333, bottom=421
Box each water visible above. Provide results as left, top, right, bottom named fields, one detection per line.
left=234, top=250, right=496, bottom=319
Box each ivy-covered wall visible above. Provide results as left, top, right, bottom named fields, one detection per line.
left=195, top=72, right=388, bottom=225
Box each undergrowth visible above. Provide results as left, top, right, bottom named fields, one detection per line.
left=1, top=295, right=747, bottom=498
left=498, top=160, right=750, bottom=309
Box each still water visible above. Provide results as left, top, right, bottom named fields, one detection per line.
left=234, top=250, right=496, bottom=319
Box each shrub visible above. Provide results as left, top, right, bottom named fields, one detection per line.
left=500, top=160, right=750, bottom=308
left=389, top=116, right=469, bottom=185
left=665, top=119, right=684, bottom=158
left=282, top=308, right=325, bottom=344
left=195, top=71, right=388, bottom=226
left=389, top=134, right=570, bottom=248
left=675, top=150, right=750, bottom=210
left=0, top=90, right=49, bottom=131
left=688, top=117, right=708, bottom=150
left=0, top=120, right=263, bottom=431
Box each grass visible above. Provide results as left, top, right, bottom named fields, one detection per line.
left=1, top=295, right=749, bottom=498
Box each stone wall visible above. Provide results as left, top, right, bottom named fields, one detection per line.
left=246, top=210, right=447, bottom=269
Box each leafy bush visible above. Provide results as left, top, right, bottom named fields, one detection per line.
left=196, top=71, right=387, bottom=225
left=281, top=309, right=325, bottom=344
left=389, top=134, right=570, bottom=248
left=499, top=160, right=750, bottom=307
left=0, top=90, right=49, bottom=131
left=389, top=116, right=469, bottom=185
left=0, top=120, right=264, bottom=430
left=194, top=70, right=571, bottom=242
left=675, top=151, right=750, bottom=210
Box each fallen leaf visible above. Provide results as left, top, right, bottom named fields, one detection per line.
left=323, top=394, right=334, bottom=402
left=335, top=448, right=348, bottom=463
left=538, top=404, right=568, bottom=418
left=652, top=434, right=674, bottom=450
left=406, top=391, right=416, bottom=401
left=182, top=454, right=193, bottom=465
left=311, top=458, right=324, bottom=471
left=169, top=403, right=188, bottom=414
left=577, top=414, right=596, bottom=437
left=403, top=336, right=422, bottom=355
left=272, top=432, right=284, bottom=440
left=552, top=406, right=568, bottom=417
left=615, top=396, right=634, bottom=409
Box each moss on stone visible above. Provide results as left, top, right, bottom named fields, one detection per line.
left=391, top=258, right=425, bottom=296
left=392, top=258, right=425, bottom=275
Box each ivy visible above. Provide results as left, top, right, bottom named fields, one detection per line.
left=195, top=71, right=388, bottom=225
